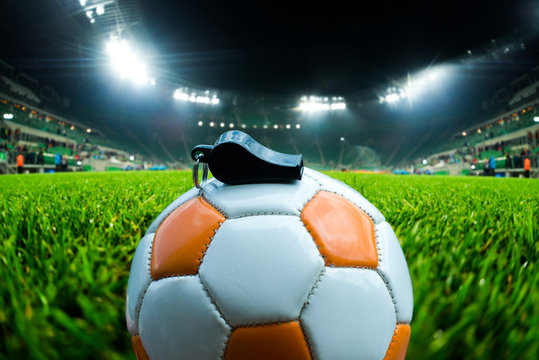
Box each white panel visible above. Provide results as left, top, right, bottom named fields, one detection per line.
left=376, top=221, right=414, bottom=323
left=125, top=233, right=153, bottom=336
left=202, top=176, right=319, bottom=219
left=199, top=215, right=324, bottom=326
left=146, top=186, right=201, bottom=234
left=301, top=268, right=396, bottom=360
left=303, top=167, right=385, bottom=224
left=139, top=276, right=230, bottom=360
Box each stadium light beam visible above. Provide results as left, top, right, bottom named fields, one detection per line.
left=380, top=66, right=449, bottom=105
left=299, top=95, right=346, bottom=112
left=96, top=4, right=105, bottom=15
left=173, top=88, right=220, bottom=106
left=105, top=38, right=152, bottom=86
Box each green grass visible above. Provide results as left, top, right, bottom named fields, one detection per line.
left=0, top=171, right=538, bottom=359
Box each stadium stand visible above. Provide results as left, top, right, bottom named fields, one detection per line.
left=0, top=92, right=147, bottom=174
left=413, top=100, right=539, bottom=177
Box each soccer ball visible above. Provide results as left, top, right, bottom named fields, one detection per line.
left=126, top=168, right=413, bottom=360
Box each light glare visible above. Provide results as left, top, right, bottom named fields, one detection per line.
left=96, top=4, right=105, bottom=15
left=106, top=39, right=151, bottom=85
left=299, top=95, right=346, bottom=112
left=173, top=88, right=220, bottom=105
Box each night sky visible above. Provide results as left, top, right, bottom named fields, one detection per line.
left=0, top=0, right=536, bottom=96
left=139, top=0, right=538, bottom=95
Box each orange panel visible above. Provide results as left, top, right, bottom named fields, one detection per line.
left=131, top=335, right=150, bottom=360
left=225, top=321, right=311, bottom=360
left=301, top=191, right=377, bottom=268
left=384, top=324, right=411, bottom=360
left=151, top=197, right=225, bottom=279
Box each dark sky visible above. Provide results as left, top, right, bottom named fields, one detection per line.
left=0, top=0, right=537, bottom=97
left=138, top=0, right=538, bottom=95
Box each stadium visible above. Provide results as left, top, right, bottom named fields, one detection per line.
left=0, top=1, right=538, bottom=359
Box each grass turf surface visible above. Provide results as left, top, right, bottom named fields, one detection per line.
left=0, top=171, right=538, bottom=359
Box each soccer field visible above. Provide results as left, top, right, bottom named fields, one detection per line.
left=0, top=171, right=538, bottom=360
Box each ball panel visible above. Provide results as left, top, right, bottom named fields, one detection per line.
left=376, top=222, right=413, bottom=323
left=139, top=276, right=230, bottom=360
left=301, top=191, right=378, bottom=268
left=199, top=215, right=324, bottom=326
left=383, top=325, right=411, bottom=360
left=303, top=168, right=385, bottom=224
left=225, top=322, right=311, bottom=360
left=151, top=197, right=225, bottom=279
left=301, top=268, right=396, bottom=360
left=131, top=335, right=150, bottom=360
left=146, top=186, right=200, bottom=234
left=202, top=177, right=319, bottom=219
left=126, top=233, right=154, bottom=336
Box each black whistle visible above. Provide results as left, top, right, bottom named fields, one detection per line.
left=191, top=130, right=304, bottom=185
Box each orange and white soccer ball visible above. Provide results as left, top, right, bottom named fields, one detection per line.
left=126, top=168, right=413, bottom=360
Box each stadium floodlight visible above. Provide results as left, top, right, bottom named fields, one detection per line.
left=273, top=124, right=279, bottom=129
left=331, top=102, right=346, bottom=110
left=229, top=123, right=234, bottom=128
left=197, top=121, right=203, bottom=126
left=209, top=122, right=215, bottom=127
left=462, top=131, right=467, bottom=136
left=241, top=124, right=247, bottom=129
left=86, top=128, right=92, bottom=133
left=3, top=113, right=14, bottom=119
left=384, top=93, right=400, bottom=103
left=173, top=89, right=189, bottom=101
left=286, top=124, right=291, bottom=129
left=422, top=159, right=427, bottom=165
left=96, top=4, right=105, bottom=15
left=296, top=124, right=301, bottom=129
left=380, top=66, right=450, bottom=105
left=299, top=95, right=346, bottom=112
left=79, top=0, right=87, bottom=6
left=220, top=122, right=225, bottom=128
left=85, top=10, right=93, bottom=19
left=173, top=87, right=220, bottom=106
left=106, top=38, right=152, bottom=85
left=129, top=155, right=135, bottom=161
left=90, top=18, right=95, bottom=24
left=534, top=116, right=539, bottom=122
